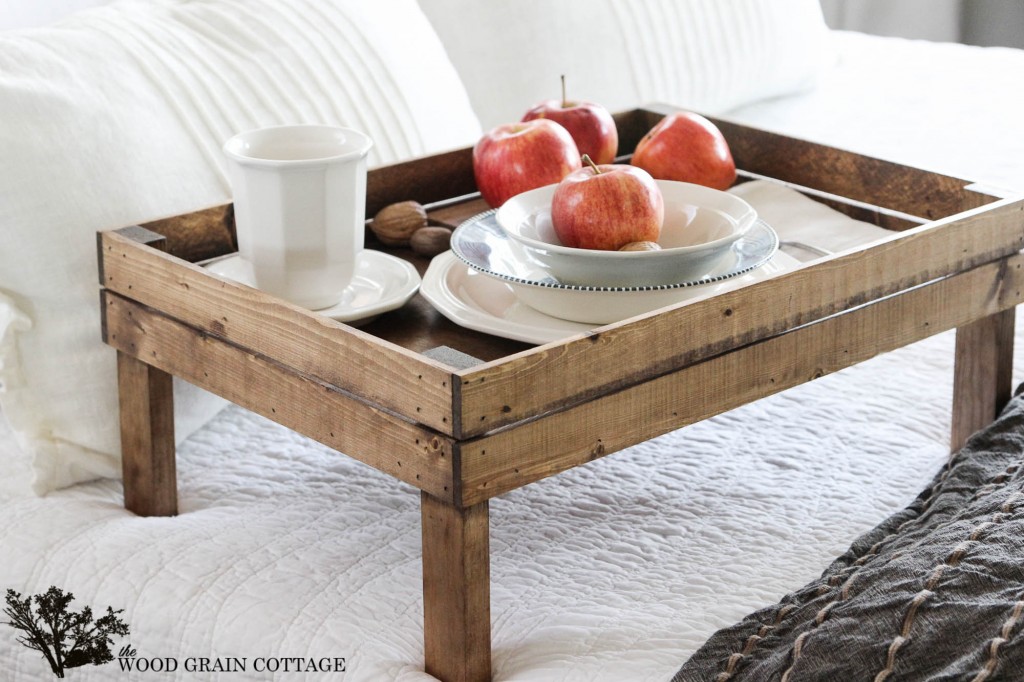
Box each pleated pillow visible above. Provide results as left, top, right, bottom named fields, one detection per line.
left=0, top=0, right=481, bottom=494
left=419, top=0, right=831, bottom=129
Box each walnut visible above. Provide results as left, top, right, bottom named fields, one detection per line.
left=410, top=226, right=453, bottom=257
left=371, top=201, right=428, bottom=247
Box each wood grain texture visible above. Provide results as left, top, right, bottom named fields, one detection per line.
left=356, top=280, right=530, bottom=364
left=103, top=291, right=457, bottom=503
left=117, top=343, right=177, bottom=516
left=613, top=108, right=662, bottom=160
left=99, top=228, right=459, bottom=435
left=140, top=204, right=236, bottom=263
left=367, top=147, right=476, bottom=218
left=97, top=226, right=166, bottom=287
left=455, top=254, right=1024, bottom=506
left=638, top=105, right=997, bottom=221
left=951, top=309, right=1016, bottom=452
left=106, top=227, right=178, bottom=517
left=455, top=198, right=1024, bottom=438
left=421, top=492, right=490, bottom=682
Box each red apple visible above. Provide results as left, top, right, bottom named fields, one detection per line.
left=551, top=155, right=664, bottom=251
left=522, top=76, right=619, bottom=165
left=631, top=111, right=736, bottom=191
left=473, top=119, right=581, bottom=208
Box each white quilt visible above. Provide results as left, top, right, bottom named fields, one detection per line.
left=2, top=32, right=1024, bottom=681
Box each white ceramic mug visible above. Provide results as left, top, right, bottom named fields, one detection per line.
left=223, top=124, right=373, bottom=310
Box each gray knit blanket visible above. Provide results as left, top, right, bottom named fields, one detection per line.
left=674, top=385, right=1024, bottom=681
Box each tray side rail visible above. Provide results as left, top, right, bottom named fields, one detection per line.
left=100, top=286, right=461, bottom=504
left=637, top=104, right=1000, bottom=223
left=454, top=252, right=1024, bottom=507
left=455, top=197, right=1024, bottom=439
left=366, top=106, right=1000, bottom=234
left=99, top=227, right=463, bottom=435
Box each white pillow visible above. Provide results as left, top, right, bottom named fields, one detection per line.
left=419, top=0, right=831, bottom=129
left=0, top=0, right=481, bottom=495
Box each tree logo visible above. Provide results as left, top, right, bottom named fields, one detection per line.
left=4, top=586, right=130, bottom=678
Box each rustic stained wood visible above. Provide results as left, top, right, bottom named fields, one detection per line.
left=141, top=204, right=236, bottom=263
left=454, top=198, right=1024, bottom=438
left=104, top=227, right=179, bottom=517
left=951, top=308, right=1016, bottom=451
left=102, top=291, right=458, bottom=503
left=357, top=283, right=530, bottom=363
left=644, top=105, right=999, bottom=221
left=117, top=351, right=177, bottom=516
left=421, top=492, right=491, bottom=682
left=367, top=147, right=476, bottom=218
left=98, top=109, right=1024, bottom=682
left=456, top=253, right=1024, bottom=506
left=99, top=229, right=460, bottom=436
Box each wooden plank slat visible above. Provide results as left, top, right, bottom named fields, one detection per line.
left=367, top=147, right=476, bottom=218
left=102, top=291, right=457, bottom=503
left=117, top=350, right=177, bottom=516
left=951, top=309, right=1016, bottom=451
left=140, top=204, right=236, bottom=263
left=613, top=108, right=661, bottom=161
left=718, top=119, right=993, bottom=220
left=421, top=492, right=490, bottom=682
left=456, top=197, right=1024, bottom=438
left=455, top=253, right=1024, bottom=506
left=99, top=228, right=459, bottom=435
left=636, top=104, right=997, bottom=220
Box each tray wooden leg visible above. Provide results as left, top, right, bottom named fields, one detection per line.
left=951, top=308, right=1015, bottom=452
left=117, top=351, right=177, bottom=516
left=421, top=491, right=491, bottom=682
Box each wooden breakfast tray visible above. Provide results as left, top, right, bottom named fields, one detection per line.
left=97, top=105, right=1024, bottom=682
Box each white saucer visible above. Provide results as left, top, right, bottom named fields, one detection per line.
left=421, top=250, right=800, bottom=344
left=205, top=250, right=421, bottom=326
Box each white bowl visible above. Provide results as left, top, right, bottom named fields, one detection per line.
left=495, top=180, right=758, bottom=287
left=449, top=210, right=784, bottom=325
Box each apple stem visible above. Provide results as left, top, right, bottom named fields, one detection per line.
left=561, top=74, right=567, bottom=108
left=582, top=154, right=601, bottom=174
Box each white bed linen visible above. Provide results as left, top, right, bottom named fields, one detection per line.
left=2, top=32, right=1024, bottom=681
left=726, top=31, right=1024, bottom=193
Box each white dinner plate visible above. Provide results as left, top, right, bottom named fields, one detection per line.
left=205, top=250, right=421, bottom=325
left=420, top=249, right=800, bottom=344
left=421, top=251, right=592, bottom=344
